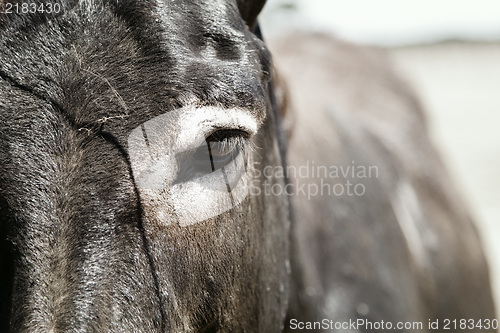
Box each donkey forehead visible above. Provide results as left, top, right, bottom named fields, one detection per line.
left=157, top=0, right=250, bottom=55
left=111, top=1, right=269, bottom=137
left=0, top=0, right=271, bottom=133
left=106, top=0, right=271, bottom=120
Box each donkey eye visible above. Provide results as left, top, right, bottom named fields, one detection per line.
left=204, top=130, right=248, bottom=171
left=128, top=107, right=256, bottom=225
left=174, top=129, right=248, bottom=184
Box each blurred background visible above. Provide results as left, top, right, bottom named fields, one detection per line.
left=260, top=0, right=500, bottom=312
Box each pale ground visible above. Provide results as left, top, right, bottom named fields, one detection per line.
left=388, top=42, right=500, bottom=312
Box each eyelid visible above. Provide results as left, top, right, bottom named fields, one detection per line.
left=175, top=106, right=259, bottom=153
left=205, top=129, right=250, bottom=142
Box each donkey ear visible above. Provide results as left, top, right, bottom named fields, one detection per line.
left=236, top=0, right=267, bottom=29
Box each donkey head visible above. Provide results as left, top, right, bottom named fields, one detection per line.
left=0, top=0, right=289, bottom=331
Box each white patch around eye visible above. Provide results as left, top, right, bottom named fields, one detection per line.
left=171, top=151, right=248, bottom=226
left=127, top=106, right=256, bottom=227
left=174, top=106, right=258, bottom=151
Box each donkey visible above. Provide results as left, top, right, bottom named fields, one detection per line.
left=269, top=34, right=497, bottom=332
left=0, top=1, right=495, bottom=332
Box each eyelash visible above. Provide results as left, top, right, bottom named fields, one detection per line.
left=174, top=129, right=250, bottom=184
left=206, top=129, right=249, bottom=150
